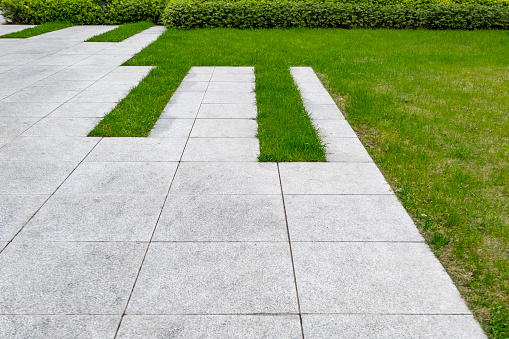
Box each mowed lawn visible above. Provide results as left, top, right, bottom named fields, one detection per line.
left=91, top=28, right=508, bottom=338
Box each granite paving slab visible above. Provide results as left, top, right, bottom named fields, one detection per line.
left=0, top=195, right=49, bottom=241
left=181, top=137, right=259, bottom=162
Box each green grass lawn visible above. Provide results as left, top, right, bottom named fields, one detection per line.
left=86, top=21, right=154, bottom=42
left=0, top=21, right=73, bottom=38
left=90, top=28, right=508, bottom=338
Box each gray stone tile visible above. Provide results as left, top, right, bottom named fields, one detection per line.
left=0, top=136, right=12, bottom=148
left=182, top=73, right=212, bottom=82
left=99, top=71, right=148, bottom=83
left=69, top=90, right=128, bottom=103
left=197, top=103, right=257, bottom=119
left=0, top=242, right=7, bottom=252
left=20, top=194, right=164, bottom=241
left=210, top=73, right=255, bottom=83
left=49, top=102, right=116, bottom=118
left=154, top=194, right=286, bottom=241
left=117, top=315, right=302, bottom=339
left=325, top=137, right=373, bottom=162
left=48, top=66, right=116, bottom=81
left=188, top=66, right=215, bottom=74
left=87, top=137, right=187, bottom=162
left=0, top=65, right=16, bottom=74
left=305, top=105, right=344, bottom=120
left=160, top=103, right=201, bottom=119
left=56, top=162, right=177, bottom=195
left=0, top=241, right=146, bottom=314
left=58, top=43, right=116, bottom=55
left=171, top=162, right=281, bottom=195
left=127, top=242, right=298, bottom=314
left=22, top=118, right=100, bottom=137
left=301, top=91, right=336, bottom=106
left=182, top=138, right=259, bottom=162
left=0, top=25, right=35, bottom=35
left=190, top=119, right=257, bottom=138
left=2, top=88, right=79, bottom=103
left=86, top=81, right=137, bottom=92
left=175, top=81, right=208, bottom=92
left=0, top=117, right=39, bottom=136
left=279, top=162, right=393, bottom=195
left=74, top=54, right=132, bottom=66
left=213, top=66, right=254, bottom=74
left=0, top=161, right=76, bottom=194
left=28, top=54, right=91, bottom=66
left=202, top=91, right=256, bottom=104
left=292, top=242, right=471, bottom=314
left=296, top=81, right=327, bottom=93
left=31, top=80, right=94, bottom=91
left=314, top=119, right=357, bottom=138
left=206, top=81, right=255, bottom=92
left=302, top=314, right=487, bottom=339
left=285, top=195, right=423, bottom=242
left=168, top=91, right=205, bottom=105
left=0, top=195, right=49, bottom=241
left=0, top=315, right=120, bottom=339
left=149, top=118, right=194, bottom=138
left=290, top=67, right=321, bottom=83
left=0, top=136, right=99, bottom=161
left=0, top=53, right=46, bottom=66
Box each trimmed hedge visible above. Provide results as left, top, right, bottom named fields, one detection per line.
left=163, top=2, right=509, bottom=29
left=0, top=0, right=167, bottom=24
left=169, top=0, right=509, bottom=6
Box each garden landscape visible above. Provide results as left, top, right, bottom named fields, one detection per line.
left=0, top=0, right=507, bottom=337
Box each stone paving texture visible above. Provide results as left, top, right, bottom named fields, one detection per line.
left=0, top=25, right=486, bottom=338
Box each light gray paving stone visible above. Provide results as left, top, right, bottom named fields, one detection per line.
left=19, top=194, right=164, bottom=241
left=0, top=53, right=46, bottom=66
left=0, top=65, right=16, bottom=74
left=190, top=119, right=257, bottom=138
left=207, top=81, right=255, bottom=92
left=107, top=66, right=153, bottom=74
left=99, top=71, right=149, bottom=83
left=325, top=137, right=373, bottom=162
left=22, top=118, right=100, bottom=136
left=202, top=91, right=256, bottom=104
left=48, top=66, right=117, bottom=81
left=49, top=102, right=116, bottom=118
left=210, top=73, right=255, bottom=83
left=56, top=161, right=177, bottom=195
left=160, top=103, right=201, bottom=119
left=182, top=73, right=212, bottom=82
left=0, top=315, right=120, bottom=339
left=290, top=67, right=321, bottom=83
left=301, top=91, right=336, bottom=106
left=284, top=195, right=423, bottom=242
left=197, top=103, right=257, bottom=119
left=74, top=54, right=132, bottom=66
left=188, top=66, right=215, bottom=74
left=0, top=136, right=99, bottom=161
left=168, top=91, right=205, bottom=105
left=175, top=81, right=209, bottom=92
left=170, top=162, right=281, bottom=195
left=0, top=117, right=39, bottom=136
left=127, top=242, right=298, bottom=314
left=154, top=194, right=286, bottom=241
left=0, top=195, right=49, bottom=241
left=301, top=314, right=487, bottom=339
left=181, top=138, right=259, bottom=162
left=292, top=242, right=471, bottom=314
left=0, top=136, right=12, bottom=148
left=306, top=105, right=345, bottom=120
left=0, top=241, right=146, bottom=314
left=28, top=54, right=91, bottom=66
left=0, top=242, right=7, bottom=252
left=213, top=66, right=254, bottom=74
left=58, top=42, right=117, bottom=55
left=86, top=81, right=137, bottom=92
left=87, top=137, right=187, bottom=162
left=69, top=90, right=128, bottom=103
left=314, top=119, right=357, bottom=139
left=0, top=25, right=35, bottom=35
left=296, top=81, right=327, bottom=93
left=117, top=315, right=302, bottom=339
left=31, top=80, right=94, bottom=91
left=0, top=161, right=76, bottom=194
left=2, top=88, right=80, bottom=103
left=279, top=162, right=392, bottom=195
left=149, top=118, right=194, bottom=138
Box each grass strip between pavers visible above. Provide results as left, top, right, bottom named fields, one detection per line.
left=86, top=21, right=154, bottom=42
left=0, top=21, right=73, bottom=38
left=88, top=28, right=508, bottom=338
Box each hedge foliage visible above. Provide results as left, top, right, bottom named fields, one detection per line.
left=169, top=0, right=509, bottom=6
left=0, top=0, right=167, bottom=24
left=163, top=2, right=509, bottom=29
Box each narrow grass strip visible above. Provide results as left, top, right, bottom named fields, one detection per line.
left=0, top=21, right=73, bottom=38
left=86, top=21, right=154, bottom=42
left=255, top=66, right=326, bottom=162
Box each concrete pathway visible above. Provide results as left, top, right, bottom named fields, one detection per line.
left=0, top=26, right=486, bottom=338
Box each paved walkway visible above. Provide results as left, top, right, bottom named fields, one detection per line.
left=0, top=26, right=486, bottom=338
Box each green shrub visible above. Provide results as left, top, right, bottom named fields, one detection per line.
left=162, top=2, right=509, bottom=29
left=0, top=0, right=167, bottom=24
left=167, top=0, right=509, bottom=6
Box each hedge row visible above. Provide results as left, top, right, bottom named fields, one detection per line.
left=163, top=2, right=509, bottom=29
left=0, top=0, right=166, bottom=24
left=169, top=0, right=508, bottom=6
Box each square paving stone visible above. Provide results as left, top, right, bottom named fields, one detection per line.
left=32, top=80, right=94, bottom=91
left=197, top=103, right=257, bottom=119
left=0, top=161, right=77, bottom=194
left=175, top=81, right=209, bottom=92
left=190, top=119, right=257, bottom=138
left=301, top=91, right=336, bottom=106
left=29, top=54, right=91, bottom=66
left=49, top=102, right=116, bottom=118
left=117, top=315, right=302, bottom=339
left=159, top=104, right=200, bottom=119
left=100, top=71, right=149, bottom=83
left=188, top=66, right=215, bottom=74
left=22, top=118, right=100, bottom=137
left=168, top=91, right=205, bottom=105
left=296, top=81, right=327, bottom=93
left=182, top=138, right=259, bottom=162
left=86, top=137, right=187, bottom=162
left=305, top=104, right=344, bottom=120
left=0, top=137, right=99, bottom=161
left=69, top=90, right=128, bottom=103
left=301, top=314, right=487, bottom=339
left=279, top=162, right=392, bottom=195
left=0, top=195, right=49, bottom=241
left=213, top=66, right=254, bottom=74
left=86, top=81, right=137, bottom=92
left=0, top=242, right=7, bottom=252
left=0, top=137, right=12, bottom=148
left=170, top=162, right=281, bottom=195
left=210, top=73, right=255, bottom=83
left=149, top=119, right=194, bottom=138
left=57, top=162, right=177, bottom=195
left=0, top=241, right=147, bottom=314
left=292, top=242, right=471, bottom=314
left=126, top=242, right=298, bottom=314
left=181, top=73, right=212, bottom=82
left=202, top=91, right=256, bottom=104
left=74, top=54, right=132, bottom=66
left=0, top=315, right=120, bottom=339
left=0, top=117, right=40, bottom=136
left=206, top=82, right=255, bottom=92
left=48, top=66, right=117, bottom=81
left=314, top=119, right=358, bottom=138
left=0, top=102, right=61, bottom=117
left=19, top=194, right=164, bottom=241
left=2, top=88, right=79, bottom=103
left=154, top=194, right=287, bottom=241
left=284, top=195, right=423, bottom=242
left=290, top=67, right=321, bottom=83
left=325, top=138, right=373, bottom=163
